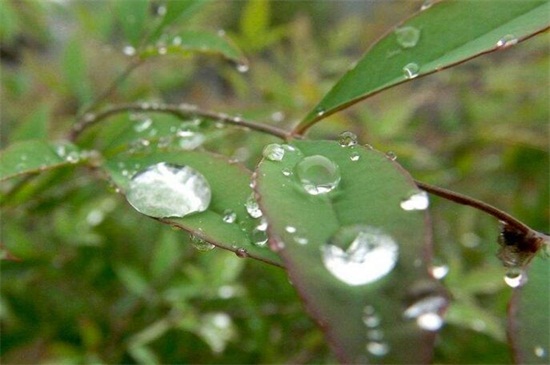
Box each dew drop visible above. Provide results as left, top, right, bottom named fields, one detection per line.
left=285, top=226, right=297, bottom=234
left=504, top=268, right=524, bottom=288
left=294, top=236, right=308, bottom=245
left=262, top=143, right=285, bottom=161
left=322, top=225, right=399, bottom=286
left=420, top=0, right=433, bottom=10
left=496, top=34, right=518, bottom=49
left=281, top=168, right=292, bottom=177
left=157, top=46, right=168, bottom=55
left=134, top=117, right=152, bottom=132
left=235, top=247, right=249, bottom=258
left=123, top=45, right=136, bottom=56
left=156, top=5, right=167, bottom=16
left=367, top=341, right=390, bottom=357
left=400, top=190, right=430, bottom=211
left=251, top=227, right=268, bottom=247
left=245, top=194, right=263, bottom=218
left=350, top=152, right=360, bottom=162
left=191, top=235, right=215, bottom=252
left=534, top=346, right=547, bottom=358
left=395, top=26, right=421, bottom=48
left=315, top=107, right=325, bottom=117
left=403, top=62, right=420, bottom=79
left=271, top=111, right=285, bottom=123
left=126, top=162, right=211, bottom=218
left=236, top=62, right=249, bottom=73
left=385, top=151, right=397, bottom=161
left=295, top=155, right=341, bottom=195
left=222, top=209, right=237, bottom=224
left=339, top=131, right=358, bottom=147
left=403, top=295, right=447, bottom=331
left=66, top=151, right=80, bottom=164
left=363, top=313, right=381, bottom=328
left=430, top=264, right=449, bottom=280
left=172, top=36, right=182, bottom=46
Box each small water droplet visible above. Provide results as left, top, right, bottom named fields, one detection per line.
left=236, top=62, right=249, bottom=73
left=172, top=36, right=182, bottom=46
left=222, top=209, right=237, bottom=223
left=156, top=4, right=167, bottom=16
left=395, top=26, right=421, bottom=48
left=504, top=268, right=524, bottom=288
left=252, top=227, right=268, bottom=247
left=126, top=162, right=211, bottom=218
left=534, top=346, right=547, bottom=358
left=363, top=314, right=381, bottom=328
left=367, top=341, right=390, bottom=357
left=338, top=131, right=358, bottom=147
left=350, top=152, right=360, bottom=161
left=403, top=295, right=447, bottom=331
left=496, top=34, right=518, bottom=49
left=158, top=46, right=168, bottom=55
left=281, top=168, right=292, bottom=177
left=322, top=225, right=399, bottom=286
left=296, top=155, right=341, bottom=195
left=123, top=45, right=136, bottom=56
left=285, top=226, right=297, bottom=234
left=245, top=194, right=263, bottom=218
left=282, top=144, right=297, bottom=152
left=235, top=247, right=249, bottom=258
left=134, top=117, right=152, bottom=132
left=420, top=0, right=433, bottom=10
left=271, top=111, right=285, bottom=123
left=294, top=236, right=308, bottom=245
left=430, top=264, right=449, bottom=280
left=315, top=107, right=325, bottom=117
left=400, top=190, right=429, bottom=211
left=191, top=235, right=215, bottom=252
left=403, top=63, right=420, bottom=79
left=262, top=143, right=285, bottom=161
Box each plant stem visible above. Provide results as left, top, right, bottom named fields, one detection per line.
left=415, top=180, right=534, bottom=235
left=70, top=102, right=292, bottom=141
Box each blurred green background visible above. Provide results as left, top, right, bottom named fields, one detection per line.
left=1, top=0, right=548, bottom=363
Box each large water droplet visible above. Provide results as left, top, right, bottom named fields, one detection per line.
left=395, top=26, right=421, bottom=48
left=251, top=227, right=268, bottom=247
left=339, top=131, right=358, bottom=147
left=191, top=235, right=215, bottom=252
left=262, top=143, right=285, bottom=161
left=295, top=155, right=341, bottom=195
left=403, top=63, right=420, bottom=79
left=496, top=34, right=518, bottom=49
left=322, top=225, right=399, bottom=286
left=400, top=190, right=430, bottom=211
left=245, top=193, right=263, bottom=218
left=504, top=268, right=524, bottom=288
left=403, top=295, right=447, bottom=331
left=222, top=209, right=237, bottom=223
left=126, top=162, right=211, bottom=218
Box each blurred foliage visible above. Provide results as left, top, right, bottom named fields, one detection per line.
left=0, top=0, right=548, bottom=364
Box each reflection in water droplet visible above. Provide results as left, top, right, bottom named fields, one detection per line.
left=222, top=209, right=237, bottom=223
left=339, top=131, right=358, bottom=147
left=395, top=26, right=421, bottom=48
left=350, top=152, right=360, bottom=161
left=262, top=143, right=285, bottom=161
left=322, top=225, right=399, bottom=286
left=126, top=162, right=211, bottom=218
left=400, top=191, right=430, bottom=211
left=235, top=247, right=249, bottom=258
left=403, top=63, right=420, bottom=79
left=534, top=346, right=547, bottom=358
left=191, top=235, right=215, bottom=252
left=496, top=34, right=518, bottom=48
left=367, top=341, right=390, bottom=357
left=245, top=194, right=263, bottom=218
left=504, top=269, right=524, bottom=288
left=403, top=295, right=447, bottom=331
left=430, top=264, right=449, bottom=280
left=296, top=155, right=341, bottom=195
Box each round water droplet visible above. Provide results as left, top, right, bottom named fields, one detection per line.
left=235, top=247, right=249, bottom=258
left=350, top=152, right=360, bottom=161
left=245, top=194, right=263, bottom=218
left=403, top=295, right=447, bottom=331
left=126, top=162, right=211, bottom=218
left=172, top=36, right=182, bottom=45
left=262, top=143, right=285, bottom=161
left=367, top=341, right=389, bottom=357
left=191, top=235, right=215, bottom=252
left=252, top=227, right=268, bottom=247
left=534, top=346, right=547, bottom=358
left=400, top=190, right=430, bottom=211
left=66, top=151, right=80, bottom=164
left=504, top=268, right=524, bottom=288
left=271, top=111, right=285, bottom=123
left=430, top=264, right=449, bottom=280
left=236, top=62, right=249, bottom=73
left=385, top=151, right=397, bottom=161
left=420, top=0, right=433, bottom=10
left=416, top=312, right=444, bottom=331
left=295, top=155, right=341, bottom=195
left=285, top=226, right=297, bottom=234
left=294, top=236, right=308, bottom=245
left=156, top=4, right=167, bottom=16
left=281, top=168, right=292, bottom=177
left=157, top=46, right=168, bottom=55
left=123, top=45, right=136, bottom=56
left=222, top=209, right=237, bottom=223
left=315, top=107, right=325, bottom=117
left=339, top=131, right=358, bottom=147
left=363, top=313, right=381, bottom=328
left=394, top=26, right=421, bottom=48
left=322, top=225, right=399, bottom=286
left=403, top=63, right=420, bottom=79
left=496, top=34, right=518, bottom=49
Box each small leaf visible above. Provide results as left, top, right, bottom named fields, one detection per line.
left=296, top=0, right=550, bottom=133
left=508, top=255, right=550, bottom=364
left=0, top=140, right=80, bottom=181
left=255, top=140, right=447, bottom=363
left=103, top=150, right=282, bottom=267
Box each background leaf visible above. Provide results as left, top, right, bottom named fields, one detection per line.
left=296, top=0, right=550, bottom=133
left=116, top=0, right=149, bottom=47
left=255, top=140, right=447, bottom=363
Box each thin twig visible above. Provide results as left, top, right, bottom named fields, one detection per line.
left=415, top=180, right=534, bottom=235
left=70, top=102, right=292, bottom=141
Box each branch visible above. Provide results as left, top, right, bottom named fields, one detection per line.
left=69, top=102, right=291, bottom=142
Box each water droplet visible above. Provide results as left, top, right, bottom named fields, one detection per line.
left=496, top=34, right=518, bottom=49
left=245, top=194, right=263, bottom=218
left=281, top=168, right=292, bottom=177
left=134, top=117, right=152, bottom=132
left=504, top=268, right=524, bottom=288
left=236, top=62, right=249, bottom=73
left=385, top=151, right=397, bottom=161
left=283, top=144, right=297, bottom=152
left=322, top=225, right=399, bottom=286
left=251, top=227, right=268, bottom=247
left=400, top=190, right=429, bottom=211
left=403, top=63, right=420, bottom=79
left=403, top=295, right=447, bottom=331
left=123, top=45, right=136, bottom=56
left=172, top=36, right=182, bottom=46
left=271, top=111, right=285, bottom=123
left=350, top=152, right=360, bottom=161
left=315, top=107, right=325, bottom=117
left=262, top=143, right=285, bottom=161
left=222, top=209, right=237, bottom=223
left=294, top=236, right=308, bottom=245
left=534, top=346, right=547, bottom=358
left=295, top=155, right=341, bottom=195
left=158, top=46, right=168, bottom=55
left=395, top=26, right=421, bottom=48
left=367, top=341, right=390, bottom=357
left=126, top=162, right=211, bottom=218
left=430, top=264, right=449, bottom=280
left=191, top=235, right=215, bottom=252
left=156, top=4, right=167, bottom=16
left=66, top=151, right=80, bottom=164
left=235, top=248, right=249, bottom=258
left=420, top=0, right=433, bottom=10
left=338, top=131, right=358, bottom=147
left=363, top=313, right=381, bottom=328
left=285, top=226, right=297, bottom=234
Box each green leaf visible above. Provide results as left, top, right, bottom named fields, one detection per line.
left=10, top=102, right=50, bottom=142
left=508, top=255, right=550, bottom=364
left=63, top=37, right=93, bottom=104
left=148, top=0, right=208, bottom=42
left=103, top=150, right=282, bottom=267
left=140, top=30, right=247, bottom=65
left=255, top=140, right=447, bottom=363
left=297, top=0, right=550, bottom=133
left=0, top=140, right=80, bottom=181
left=116, top=0, right=149, bottom=47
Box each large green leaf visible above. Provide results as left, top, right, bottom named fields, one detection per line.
left=296, top=0, right=550, bottom=133
left=508, top=255, right=550, bottom=364
left=103, top=150, right=282, bottom=267
left=255, top=140, right=447, bottom=363
left=0, top=140, right=81, bottom=181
